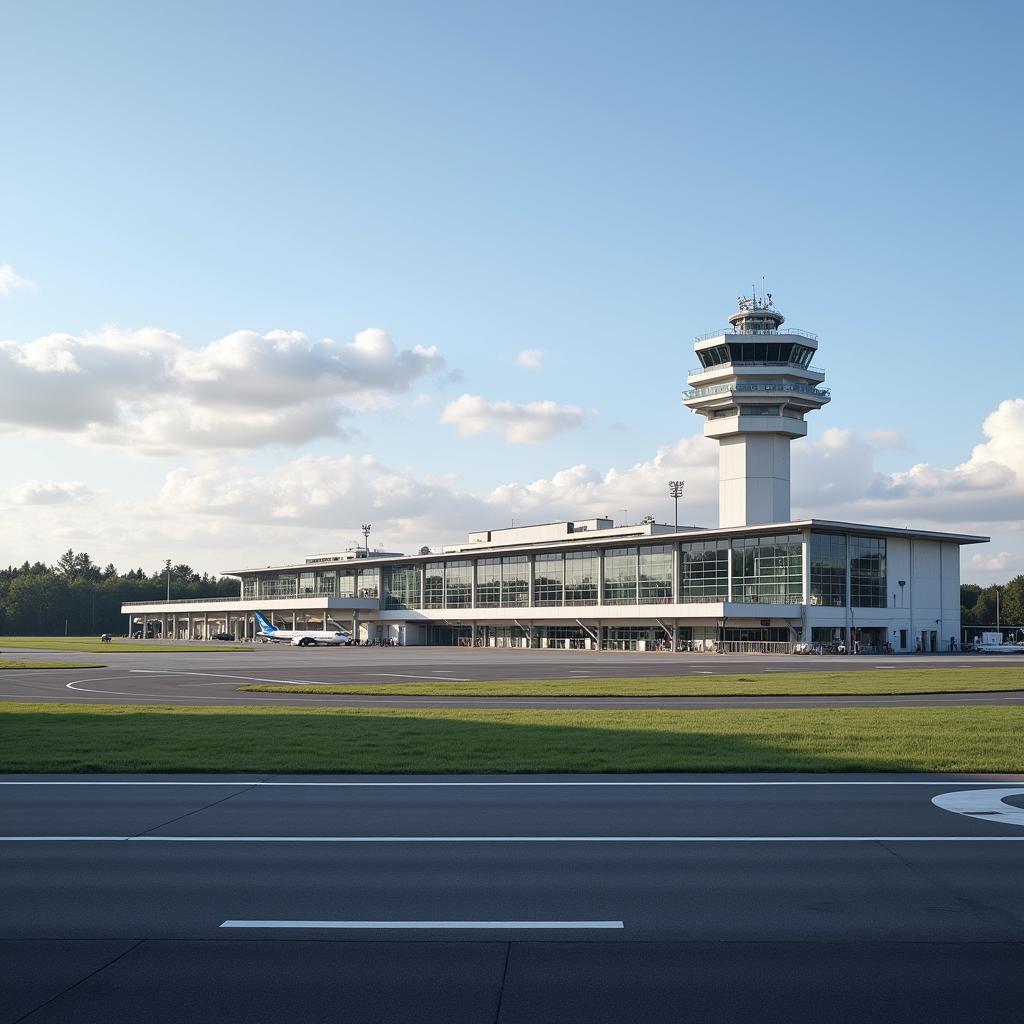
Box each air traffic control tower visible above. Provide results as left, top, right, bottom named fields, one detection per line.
left=683, top=294, right=830, bottom=527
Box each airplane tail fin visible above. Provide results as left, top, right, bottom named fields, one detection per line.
left=254, top=612, right=277, bottom=633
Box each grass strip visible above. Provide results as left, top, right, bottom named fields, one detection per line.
left=1, top=702, right=1022, bottom=773
left=236, top=667, right=1024, bottom=698
left=1, top=636, right=247, bottom=654
left=0, top=661, right=104, bottom=670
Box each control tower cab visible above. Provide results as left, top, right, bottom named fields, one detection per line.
left=684, top=294, right=830, bottom=528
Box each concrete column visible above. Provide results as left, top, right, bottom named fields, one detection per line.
left=203, top=612, right=208, bottom=640
left=142, top=615, right=147, bottom=638
left=323, top=611, right=328, bottom=630
left=291, top=611, right=297, bottom=629
left=528, top=557, right=536, bottom=608
left=352, top=610, right=360, bottom=642
left=597, top=550, right=605, bottom=606
left=470, top=622, right=477, bottom=647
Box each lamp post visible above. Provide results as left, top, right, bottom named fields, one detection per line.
left=361, top=524, right=372, bottom=556
left=164, top=559, right=171, bottom=601
left=668, top=481, right=684, bottom=532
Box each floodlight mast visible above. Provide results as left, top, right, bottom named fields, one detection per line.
left=361, top=524, right=372, bottom=556
left=668, top=481, right=685, bottom=532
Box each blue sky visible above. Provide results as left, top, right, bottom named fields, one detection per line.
left=1, top=1, right=1021, bottom=580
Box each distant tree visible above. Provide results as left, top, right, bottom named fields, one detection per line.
left=1002, top=575, right=1024, bottom=625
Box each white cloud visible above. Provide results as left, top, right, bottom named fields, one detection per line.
left=0, top=263, right=33, bottom=296
left=0, top=325, right=447, bottom=454
left=516, top=348, right=543, bottom=369
left=7, top=480, right=95, bottom=505
left=441, top=393, right=585, bottom=444
left=970, top=550, right=1013, bottom=572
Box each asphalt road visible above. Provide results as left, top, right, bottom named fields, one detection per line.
left=3, top=774, right=1024, bottom=1022
left=0, top=644, right=1022, bottom=708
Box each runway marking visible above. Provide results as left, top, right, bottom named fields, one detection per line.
left=129, top=669, right=328, bottom=686
left=220, top=919, right=625, bottom=930
left=932, top=788, right=1024, bottom=828
left=376, top=673, right=472, bottom=681
left=4, top=835, right=1024, bottom=843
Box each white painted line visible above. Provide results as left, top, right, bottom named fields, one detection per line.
left=1, top=780, right=1021, bottom=787
left=375, top=673, right=471, bottom=681
left=932, top=788, right=1024, bottom=828
left=220, top=919, right=624, bottom=930
left=3, top=835, right=1024, bottom=843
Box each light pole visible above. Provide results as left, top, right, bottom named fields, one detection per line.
left=164, top=559, right=171, bottom=601
left=668, top=481, right=684, bottom=532
left=996, top=585, right=1002, bottom=631
left=361, top=524, right=372, bottom=556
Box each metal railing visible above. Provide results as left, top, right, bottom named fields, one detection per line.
left=684, top=382, right=831, bottom=400
left=122, top=596, right=241, bottom=606
left=697, top=640, right=801, bottom=655
left=689, top=361, right=825, bottom=375
left=694, top=327, right=818, bottom=342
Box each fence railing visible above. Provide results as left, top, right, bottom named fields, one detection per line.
left=694, top=327, right=819, bottom=342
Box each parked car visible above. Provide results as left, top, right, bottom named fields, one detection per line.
left=212, top=632, right=236, bottom=641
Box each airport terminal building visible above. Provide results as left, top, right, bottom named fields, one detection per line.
left=123, top=297, right=987, bottom=653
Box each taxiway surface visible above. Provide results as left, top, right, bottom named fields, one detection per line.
left=3, top=774, right=1024, bottom=1022
left=0, top=644, right=1022, bottom=709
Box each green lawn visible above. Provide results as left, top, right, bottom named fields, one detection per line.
left=0, top=660, right=104, bottom=670
left=1, top=702, right=1022, bottom=773
left=0, top=636, right=247, bottom=654
left=237, top=667, right=1024, bottom=698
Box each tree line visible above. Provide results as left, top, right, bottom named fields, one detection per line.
left=960, top=577, right=1024, bottom=628
left=0, top=550, right=237, bottom=636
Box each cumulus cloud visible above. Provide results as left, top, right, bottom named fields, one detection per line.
left=970, top=550, right=1013, bottom=572
left=0, top=326, right=446, bottom=454
left=441, top=394, right=585, bottom=444
left=7, top=480, right=95, bottom=505
left=516, top=348, right=543, bottom=369
left=0, top=263, right=33, bottom=296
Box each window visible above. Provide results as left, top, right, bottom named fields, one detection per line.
left=603, top=547, right=637, bottom=604
left=424, top=563, right=444, bottom=608
left=315, top=571, right=336, bottom=596
left=564, top=550, right=598, bottom=605
left=383, top=565, right=420, bottom=609
left=501, top=555, right=530, bottom=607
left=679, top=540, right=728, bottom=600
left=337, top=570, right=356, bottom=598
left=638, top=544, right=673, bottom=603
left=810, top=533, right=846, bottom=607
left=731, top=534, right=802, bottom=603
left=534, top=552, right=563, bottom=606
left=850, top=536, right=886, bottom=607
left=298, top=572, right=316, bottom=595
left=476, top=558, right=501, bottom=608
left=357, top=567, right=379, bottom=599
left=261, top=574, right=297, bottom=598
left=899, top=628, right=908, bottom=649
left=242, top=578, right=256, bottom=600
left=444, top=561, right=472, bottom=608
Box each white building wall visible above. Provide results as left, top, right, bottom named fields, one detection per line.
left=718, top=434, right=792, bottom=527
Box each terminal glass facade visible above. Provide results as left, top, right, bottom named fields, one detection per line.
left=810, top=533, right=846, bottom=606
left=444, top=561, right=473, bottom=608
left=424, top=563, right=444, bottom=608
left=850, top=536, right=886, bottom=607
left=730, top=534, right=802, bottom=603
left=501, top=555, right=530, bottom=608
left=679, top=539, right=728, bottom=601
left=603, top=547, right=638, bottom=604
left=534, top=552, right=563, bottom=606
left=564, top=550, right=598, bottom=605
left=383, top=565, right=421, bottom=610
left=638, top=544, right=674, bottom=603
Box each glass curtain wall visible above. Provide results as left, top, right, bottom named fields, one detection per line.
left=564, top=551, right=598, bottom=605
left=357, top=568, right=379, bottom=599
left=731, top=535, right=802, bottom=603
left=383, top=565, right=421, bottom=609
left=679, top=540, right=728, bottom=600
left=810, top=534, right=846, bottom=606
left=603, top=547, right=638, bottom=604
left=242, top=578, right=256, bottom=600
left=850, top=536, right=886, bottom=607
left=476, top=559, right=501, bottom=607
left=501, top=556, right=530, bottom=607
left=534, top=553, right=564, bottom=606
left=638, top=544, right=673, bottom=603
left=424, top=563, right=444, bottom=608
left=444, top=561, right=473, bottom=608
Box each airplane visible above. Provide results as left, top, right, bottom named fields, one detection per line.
left=254, top=612, right=353, bottom=646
